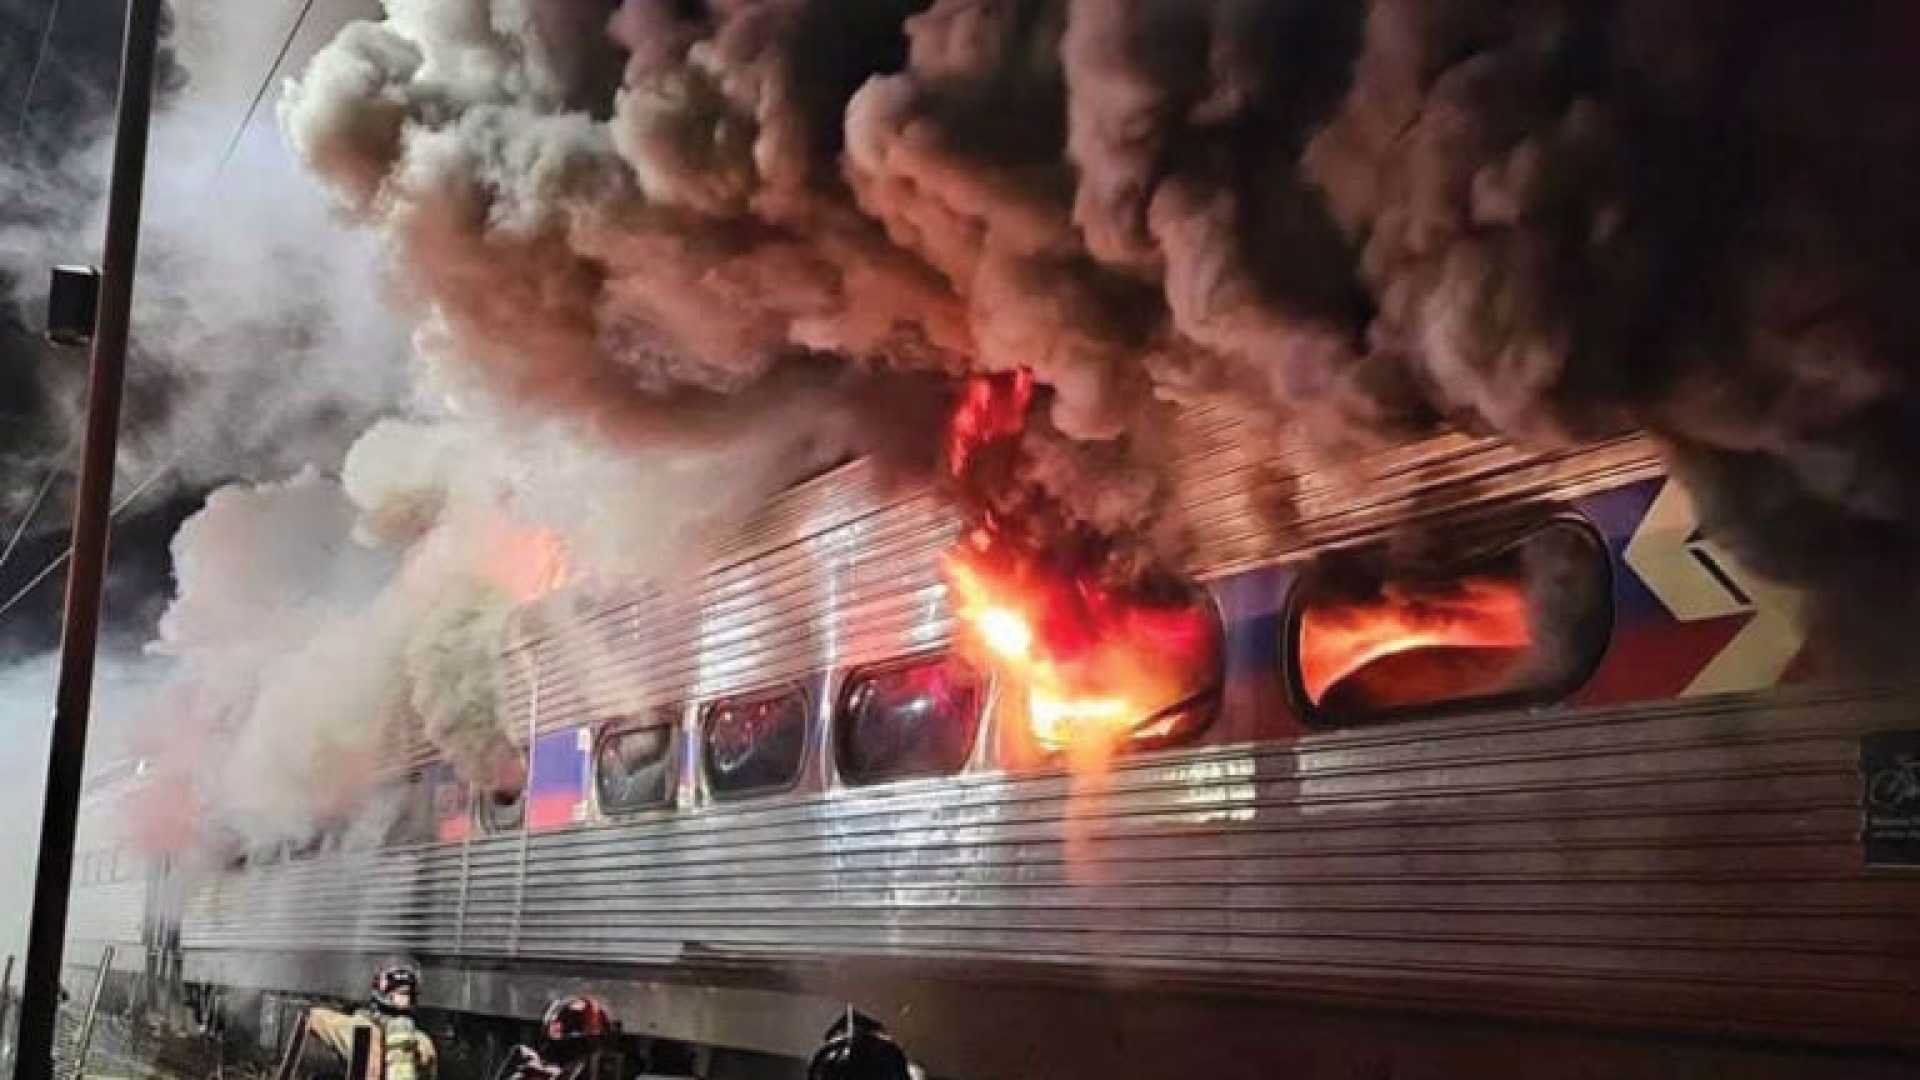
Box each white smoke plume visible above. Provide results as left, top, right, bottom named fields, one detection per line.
left=0, top=0, right=867, bottom=856
left=140, top=404, right=848, bottom=853
left=148, top=471, right=404, bottom=844
left=0, top=0, right=406, bottom=869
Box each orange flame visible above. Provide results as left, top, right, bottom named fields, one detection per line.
left=945, top=538, right=1218, bottom=757
left=947, top=368, right=1034, bottom=481
left=1297, top=576, right=1532, bottom=706
left=480, top=519, right=573, bottom=602
left=941, top=370, right=1218, bottom=760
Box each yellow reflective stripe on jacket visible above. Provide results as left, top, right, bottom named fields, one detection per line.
left=305, top=1008, right=439, bottom=1080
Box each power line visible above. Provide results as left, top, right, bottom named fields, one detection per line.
left=0, top=468, right=61, bottom=576
left=214, top=0, right=318, bottom=177
left=0, top=463, right=170, bottom=625
left=14, top=0, right=63, bottom=140
left=2, top=2, right=314, bottom=631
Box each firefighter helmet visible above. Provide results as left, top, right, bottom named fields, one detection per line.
left=540, top=995, right=613, bottom=1049
left=807, top=1009, right=911, bottom=1080
left=371, top=965, right=421, bottom=1015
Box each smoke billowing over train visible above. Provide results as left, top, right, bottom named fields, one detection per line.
left=278, top=0, right=1920, bottom=633
left=15, top=0, right=1920, bottom=863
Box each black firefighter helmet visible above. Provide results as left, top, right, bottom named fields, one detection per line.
left=370, top=965, right=421, bottom=1016
left=807, top=1008, right=912, bottom=1080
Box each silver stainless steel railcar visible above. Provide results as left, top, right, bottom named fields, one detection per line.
left=64, top=760, right=153, bottom=997
left=75, top=412, right=1920, bottom=1077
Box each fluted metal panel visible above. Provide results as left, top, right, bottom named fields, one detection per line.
left=180, top=686, right=1918, bottom=1039
left=65, top=879, right=146, bottom=972
left=172, top=421, right=1920, bottom=1052
left=179, top=843, right=468, bottom=957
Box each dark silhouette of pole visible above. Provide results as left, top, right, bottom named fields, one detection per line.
left=13, top=2, right=162, bottom=1078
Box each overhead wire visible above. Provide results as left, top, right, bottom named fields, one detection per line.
left=4, top=1, right=321, bottom=625
left=0, top=463, right=172, bottom=625
left=214, top=0, right=318, bottom=178
left=6, top=1, right=328, bottom=626
left=0, top=468, right=61, bottom=576
left=13, top=0, right=63, bottom=140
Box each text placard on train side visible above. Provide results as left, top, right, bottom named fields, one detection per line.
left=1861, top=730, right=1920, bottom=867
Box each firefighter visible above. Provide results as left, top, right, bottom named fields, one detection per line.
left=490, top=995, right=616, bottom=1080
left=807, top=1008, right=913, bottom=1080
left=302, top=965, right=438, bottom=1080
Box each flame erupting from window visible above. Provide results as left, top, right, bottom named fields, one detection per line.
left=1297, top=576, right=1533, bottom=707
left=942, top=373, right=1219, bottom=757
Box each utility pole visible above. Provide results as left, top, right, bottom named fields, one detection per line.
left=12, top=2, right=162, bottom=1078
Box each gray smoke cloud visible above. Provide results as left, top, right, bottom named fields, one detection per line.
left=1298, top=0, right=1920, bottom=661
left=4, top=1, right=855, bottom=860
left=0, top=0, right=406, bottom=534
left=270, top=0, right=1920, bottom=664
left=19, top=0, right=1920, bottom=874
left=0, top=109, right=413, bottom=525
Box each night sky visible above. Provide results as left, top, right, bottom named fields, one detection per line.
left=1, top=0, right=205, bottom=657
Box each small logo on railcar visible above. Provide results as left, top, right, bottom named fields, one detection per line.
left=1861, top=731, right=1920, bottom=867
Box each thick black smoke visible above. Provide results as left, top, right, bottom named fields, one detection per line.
left=278, top=0, right=1920, bottom=668
left=1301, top=0, right=1920, bottom=664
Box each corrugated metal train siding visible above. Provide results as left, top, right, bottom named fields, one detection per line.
left=66, top=879, right=146, bottom=973
left=180, top=687, right=1919, bottom=1040
left=175, top=419, right=1920, bottom=1051
left=66, top=783, right=151, bottom=974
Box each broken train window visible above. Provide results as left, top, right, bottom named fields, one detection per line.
left=1285, top=517, right=1613, bottom=726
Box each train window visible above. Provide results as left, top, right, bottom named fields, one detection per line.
left=477, top=785, right=525, bottom=833
left=836, top=654, right=984, bottom=785
left=433, top=775, right=470, bottom=819
left=475, top=754, right=528, bottom=834
left=596, top=710, right=679, bottom=814
left=386, top=772, right=437, bottom=846
left=1285, top=518, right=1612, bottom=726
left=1019, top=587, right=1225, bottom=760
left=702, top=685, right=809, bottom=798
left=289, top=830, right=325, bottom=861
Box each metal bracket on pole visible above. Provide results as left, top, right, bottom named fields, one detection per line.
left=11, top=2, right=161, bottom=1078
left=45, top=267, right=101, bottom=348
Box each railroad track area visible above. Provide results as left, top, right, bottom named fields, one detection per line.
left=37, top=1005, right=274, bottom=1080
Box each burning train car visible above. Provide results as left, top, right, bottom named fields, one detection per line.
left=69, top=409, right=1919, bottom=1077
